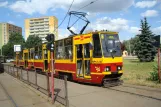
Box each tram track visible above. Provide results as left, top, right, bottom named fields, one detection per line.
left=0, top=80, right=18, bottom=107
left=106, top=84, right=161, bottom=101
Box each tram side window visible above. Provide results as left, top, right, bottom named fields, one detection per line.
left=29, top=51, right=31, bottom=59
left=34, top=46, right=42, bottom=59
left=55, top=40, right=64, bottom=59
left=93, top=34, right=102, bottom=57
left=19, top=52, right=23, bottom=60
left=35, top=47, right=39, bottom=59
left=30, top=51, right=34, bottom=59
left=64, top=38, right=73, bottom=59
left=39, top=48, right=42, bottom=59
left=44, top=49, right=48, bottom=59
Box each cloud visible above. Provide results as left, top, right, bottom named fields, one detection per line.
left=152, top=26, right=161, bottom=35
left=8, top=21, right=15, bottom=24
left=141, top=10, right=158, bottom=17
left=91, top=17, right=129, bottom=32
left=88, top=17, right=142, bottom=36
left=58, top=28, right=71, bottom=39
left=129, top=27, right=141, bottom=34
left=0, top=1, right=8, bottom=7
left=9, top=0, right=134, bottom=15
left=16, top=14, right=21, bottom=18
left=135, top=1, right=157, bottom=8
left=72, top=0, right=134, bottom=13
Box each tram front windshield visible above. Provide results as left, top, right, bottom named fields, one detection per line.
left=101, top=34, right=121, bottom=58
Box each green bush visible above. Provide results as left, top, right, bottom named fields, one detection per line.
left=148, top=64, right=160, bottom=82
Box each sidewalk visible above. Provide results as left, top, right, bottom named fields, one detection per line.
left=0, top=73, right=63, bottom=107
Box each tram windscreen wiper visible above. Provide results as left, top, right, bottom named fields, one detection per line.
left=110, top=49, right=116, bottom=59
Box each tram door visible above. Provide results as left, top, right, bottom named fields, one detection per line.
left=24, top=53, right=28, bottom=68
left=76, top=43, right=91, bottom=79
left=43, top=49, right=48, bottom=72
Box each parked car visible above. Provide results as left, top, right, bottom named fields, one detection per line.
left=6, top=59, right=14, bottom=63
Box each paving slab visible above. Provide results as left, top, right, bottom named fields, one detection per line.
left=0, top=73, right=62, bottom=107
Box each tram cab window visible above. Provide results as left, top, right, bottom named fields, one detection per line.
left=92, top=34, right=102, bottom=58
left=64, top=38, right=73, bottom=59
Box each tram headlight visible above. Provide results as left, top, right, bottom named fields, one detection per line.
left=117, top=66, right=122, bottom=70
left=105, top=67, right=110, bottom=72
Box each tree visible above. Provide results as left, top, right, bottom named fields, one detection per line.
left=122, top=36, right=139, bottom=55
left=25, top=35, right=42, bottom=48
left=134, top=17, right=156, bottom=62
left=2, top=33, right=25, bottom=57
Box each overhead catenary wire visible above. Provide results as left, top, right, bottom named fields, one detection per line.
left=54, top=0, right=75, bottom=32
left=76, top=0, right=99, bottom=12
left=57, top=0, right=99, bottom=29
left=67, top=0, right=99, bottom=34
left=53, top=0, right=99, bottom=35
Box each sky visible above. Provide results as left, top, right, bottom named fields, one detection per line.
left=0, top=0, right=161, bottom=41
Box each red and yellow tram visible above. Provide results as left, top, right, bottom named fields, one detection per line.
left=14, top=30, right=123, bottom=85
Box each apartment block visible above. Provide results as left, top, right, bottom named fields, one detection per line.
left=0, top=23, right=22, bottom=49
left=25, top=16, right=58, bottom=43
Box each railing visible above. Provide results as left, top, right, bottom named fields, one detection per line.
left=3, top=64, right=69, bottom=107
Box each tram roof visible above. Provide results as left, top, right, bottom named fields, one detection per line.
left=55, top=30, right=118, bottom=41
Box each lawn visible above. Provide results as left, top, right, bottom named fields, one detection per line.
left=122, top=58, right=161, bottom=88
